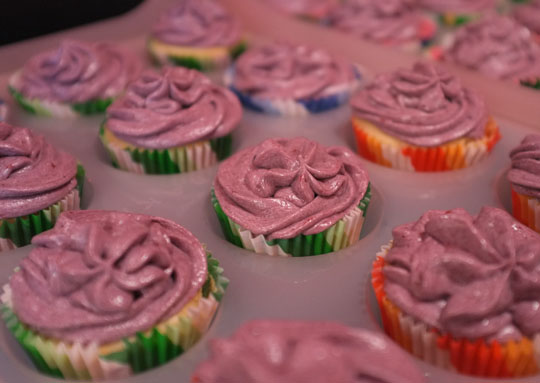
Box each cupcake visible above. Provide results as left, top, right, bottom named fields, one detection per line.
left=326, top=0, right=437, bottom=53
left=445, top=15, right=540, bottom=90
left=212, top=137, right=371, bottom=257
left=372, top=206, right=540, bottom=378
left=508, top=134, right=540, bottom=232
left=1, top=210, right=228, bottom=380
left=350, top=61, right=501, bottom=172
left=419, top=0, right=498, bottom=26
left=192, top=320, right=425, bottom=382
left=0, top=122, right=84, bottom=252
left=9, top=40, right=141, bottom=118
left=262, top=0, right=339, bottom=20
left=225, top=42, right=362, bottom=116
left=513, top=0, right=540, bottom=44
left=148, top=0, right=246, bottom=70
left=100, top=67, right=242, bottom=174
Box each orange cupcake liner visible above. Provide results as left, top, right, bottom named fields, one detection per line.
left=372, top=246, right=540, bottom=378
left=353, top=118, right=501, bottom=172
left=511, top=188, right=540, bottom=233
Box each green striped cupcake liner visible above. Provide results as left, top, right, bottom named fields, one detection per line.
left=0, top=253, right=228, bottom=380
left=100, top=125, right=232, bottom=175
left=0, top=165, right=85, bottom=251
left=212, top=184, right=371, bottom=257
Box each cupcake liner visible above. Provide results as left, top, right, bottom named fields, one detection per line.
left=0, top=165, right=84, bottom=251
left=100, top=125, right=232, bottom=175
left=211, top=184, right=371, bottom=257
left=511, top=188, right=540, bottom=233
left=147, top=38, right=247, bottom=70
left=521, top=78, right=540, bottom=91
left=372, top=243, right=540, bottom=378
left=0, top=254, right=228, bottom=380
left=438, top=12, right=475, bottom=26
left=352, top=117, right=501, bottom=172
left=0, top=99, right=7, bottom=121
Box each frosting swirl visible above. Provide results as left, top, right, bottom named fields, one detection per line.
left=0, top=122, right=78, bottom=219
left=10, top=210, right=208, bottom=344
left=106, top=67, right=242, bottom=149
left=232, top=42, right=356, bottom=100
left=384, top=206, right=540, bottom=342
left=419, top=0, right=495, bottom=13
left=214, top=137, right=368, bottom=239
left=192, top=320, right=425, bottom=383
left=14, top=40, right=141, bottom=103
left=508, top=134, right=540, bottom=199
left=446, top=15, right=540, bottom=81
left=350, top=61, right=488, bottom=147
left=513, top=0, right=540, bottom=35
left=151, top=0, right=242, bottom=47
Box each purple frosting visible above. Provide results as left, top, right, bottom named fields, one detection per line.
left=384, top=206, right=540, bottom=342
left=513, top=0, right=540, bottom=35
left=151, top=0, right=241, bottom=47
left=0, top=122, right=77, bottom=219
left=14, top=40, right=141, bottom=103
left=350, top=61, right=488, bottom=147
left=508, top=134, right=540, bottom=199
left=192, top=320, right=425, bottom=383
left=263, top=0, right=339, bottom=18
left=419, top=0, right=495, bottom=13
left=446, top=15, right=540, bottom=81
left=106, top=67, right=242, bottom=149
left=232, top=42, right=356, bottom=100
left=214, top=137, right=369, bottom=239
left=10, top=210, right=208, bottom=344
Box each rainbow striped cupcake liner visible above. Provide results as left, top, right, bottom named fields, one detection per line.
left=511, top=188, right=540, bottom=233
left=352, top=117, right=501, bottom=172
left=372, top=244, right=540, bottom=378
left=0, top=253, right=228, bottom=381
left=211, top=184, right=371, bottom=257
left=0, top=165, right=85, bottom=252
left=100, top=125, right=232, bottom=175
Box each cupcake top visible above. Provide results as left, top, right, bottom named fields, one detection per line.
left=106, top=67, right=242, bottom=149
left=214, top=137, right=369, bottom=239
left=327, top=0, right=428, bottom=44
left=263, top=0, right=339, bottom=18
left=151, top=0, right=242, bottom=47
left=419, top=0, right=495, bottom=13
left=446, top=15, right=540, bottom=81
left=231, top=42, right=357, bottom=101
left=0, top=122, right=78, bottom=219
left=508, top=134, right=540, bottom=199
left=9, top=210, right=208, bottom=344
left=383, top=206, right=540, bottom=342
left=513, top=0, right=540, bottom=35
left=192, top=320, right=425, bottom=383
left=350, top=61, right=488, bottom=147
left=12, top=40, right=141, bottom=104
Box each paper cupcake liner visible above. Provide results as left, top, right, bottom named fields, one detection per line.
left=511, top=188, right=540, bottom=233
left=372, top=244, right=540, bottom=378
left=0, top=253, right=228, bottom=380
left=0, top=165, right=85, bottom=251
left=352, top=117, right=501, bottom=172
left=521, top=78, right=540, bottom=91
left=100, top=126, right=232, bottom=175
left=147, top=38, right=247, bottom=70
left=211, top=184, right=371, bottom=257
left=0, top=99, right=7, bottom=121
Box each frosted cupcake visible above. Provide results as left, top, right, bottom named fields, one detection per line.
left=419, top=0, right=498, bottom=26
left=148, top=0, right=246, bottom=70
left=372, top=206, right=540, bottom=378
left=513, top=0, right=540, bottom=44
left=262, top=0, right=339, bottom=20
left=326, top=0, right=437, bottom=53
left=192, top=320, right=425, bottom=382
left=1, top=210, right=228, bottom=380
left=226, top=42, right=361, bottom=116
left=100, top=67, right=242, bottom=174
left=212, top=137, right=371, bottom=257
left=9, top=40, right=141, bottom=118
left=0, top=122, right=84, bottom=252
left=350, top=61, right=501, bottom=172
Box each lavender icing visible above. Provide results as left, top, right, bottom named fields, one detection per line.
left=232, top=42, right=356, bottom=101
left=350, top=61, right=488, bottom=147
left=419, top=0, right=495, bottom=13
left=384, top=206, right=540, bottom=342
left=263, top=0, right=338, bottom=18
left=106, top=67, right=242, bottom=149
left=214, top=137, right=369, bottom=239
left=446, top=15, right=540, bottom=81
left=192, top=320, right=425, bottom=383
left=151, top=0, right=242, bottom=47
left=10, top=210, right=208, bottom=344
left=14, top=40, right=141, bottom=103
left=0, top=122, right=78, bottom=219
left=508, top=134, right=540, bottom=199
left=513, top=0, right=540, bottom=35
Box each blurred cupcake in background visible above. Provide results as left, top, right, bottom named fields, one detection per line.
left=419, top=0, right=498, bottom=26
left=513, top=0, right=540, bottom=44
left=262, top=0, right=339, bottom=21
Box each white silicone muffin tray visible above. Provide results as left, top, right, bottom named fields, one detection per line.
left=0, top=0, right=539, bottom=382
